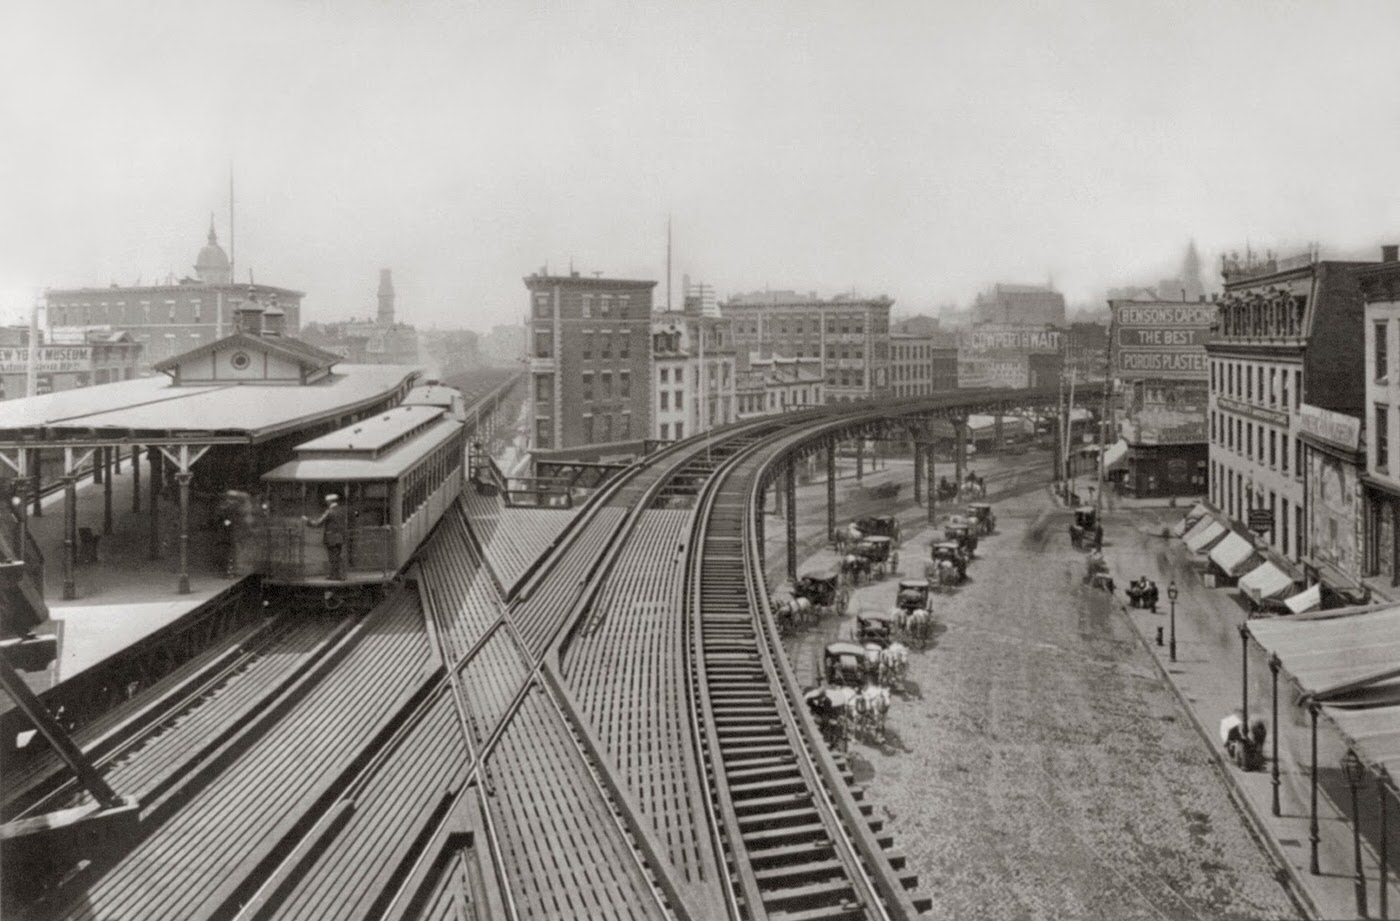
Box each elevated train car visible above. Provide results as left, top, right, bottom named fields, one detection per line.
left=252, top=384, right=465, bottom=591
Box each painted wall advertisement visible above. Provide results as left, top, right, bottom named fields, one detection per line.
left=1111, top=302, right=1215, bottom=380
left=958, top=324, right=1059, bottom=389
left=1119, top=380, right=1208, bottom=445
left=1306, top=448, right=1364, bottom=583
left=0, top=346, right=91, bottom=374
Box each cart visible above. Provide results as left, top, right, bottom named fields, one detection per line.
left=854, top=535, right=898, bottom=579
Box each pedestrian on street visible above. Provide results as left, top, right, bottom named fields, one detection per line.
left=304, top=493, right=347, bottom=580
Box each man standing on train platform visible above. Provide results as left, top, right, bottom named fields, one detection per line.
left=304, top=493, right=347, bottom=580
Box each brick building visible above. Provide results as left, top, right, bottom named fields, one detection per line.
left=526, top=272, right=654, bottom=452
left=1207, top=248, right=1377, bottom=565
left=735, top=358, right=825, bottom=419
left=722, top=291, right=892, bottom=403
left=0, top=328, right=142, bottom=401
left=45, top=220, right=303, bottom=372
left=1360, top=247, right=1400, bottom=593
left=971, top=283, right=1066, bottom=327
left=651, top=307, right=736, bottom=442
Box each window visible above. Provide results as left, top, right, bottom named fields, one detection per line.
left=660, top=391, right=670, bottom=410
left=619, top=336, right=629, bottom=359
left=1269, top=430, right=1276, bottom=468
left=660, top=367, right=669, bottom=384
left=535, top=373, right=553, bottom=403
left=1378, top=322, right=1390, bottom=381
left=600, top=414, right=613, bottom=442
left=1294, top=370, right=1302, bottom=409
left=600, top=336, right=612, bottom=360
left=620, top=412, right=632, bottom=439
left=599, top=295, right=612, bottom=317
left=535, top=328, right=554, bottom=359
left=581, top=295, right=593, bottom=318
left=583, top=372, right=594, bottom=401
left=660, top=422, right=670, bottom=440
left=674, top=388, right=684, bottom=406
left=1378, top=404, right=1390, bottom=470
left=601, top=371, right=612, bottom=398
left=533, top=293, right=552, bottom=318
left=583, top=334, right=594, bottom=360
left=193, top=300, right=201, bottom=323
left=615, top=295, right=629, bottom=317
left=675, top=422, right=684, bottom=439
left=535, top=417, right=552, bottom=449
left=620, top=371, right=631, bottom=398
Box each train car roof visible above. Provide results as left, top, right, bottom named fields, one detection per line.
left=400, top=383, right=460, bottom=408
left=261, top=416, right=462, bottom=482
left=294, top=404, right=445, bottom=454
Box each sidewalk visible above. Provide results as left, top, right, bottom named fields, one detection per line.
left=1099, top=498, right=1399, bottom=921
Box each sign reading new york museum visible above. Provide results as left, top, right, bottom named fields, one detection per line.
left=0, top=346, right=91, bottom=374
left=1110, top=300, right=1214, bottom=381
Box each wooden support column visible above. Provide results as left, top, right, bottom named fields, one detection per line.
left=148, top=446, right=161, bottom=560
left=785, top=460, right=798, bottom=582
left=826, top=440, right=837, bottom=541
left=131, top=443, right=141, bottom=514
left=103, top=447, right=114, bottom=535
left=93, top=448, right=103, bottom=485
left=31, top=450, right=41, bottom=517
left=175, top=471, right=193, bottom=594
left=113, top=445, right=122, bottom=474
left=62, top=473, right=78, bottom=600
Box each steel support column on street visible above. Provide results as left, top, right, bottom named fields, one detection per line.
left=1310, top=701, right=1321, bottom=875
left=926, top=447, right=936, bottom=524
left=1270, top=653, right=1281, bottom=816
left=913, top=441, right=923, bottom=505
left=826, top=440, right=836, bottom=540
left=856, top=439, right=864, bottom=481
left=785, top=461, right=798, bottom=582
left=1239, top=623, right=1249, bottom=722
left=954, top=418, right=967, bottom=485
left=103, top=446, right=114, bottom=536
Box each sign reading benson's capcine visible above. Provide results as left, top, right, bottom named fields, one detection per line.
left=1110, top=299, right=1214, bottom=381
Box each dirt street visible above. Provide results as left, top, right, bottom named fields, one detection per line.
left=780, top=486, right=1302, bottom=920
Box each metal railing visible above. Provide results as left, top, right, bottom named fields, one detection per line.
left=252, top=522, right=397, bottom=582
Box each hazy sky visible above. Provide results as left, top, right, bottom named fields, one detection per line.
left=2, top=0, right=1397, bottom=330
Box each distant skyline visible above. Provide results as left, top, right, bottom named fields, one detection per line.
left=2, top=0, right=1397, bottom=330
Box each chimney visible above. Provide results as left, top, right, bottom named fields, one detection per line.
left=1383, top=245, right=1398, bottom=263
left=377, top=269, right=395, bottom=326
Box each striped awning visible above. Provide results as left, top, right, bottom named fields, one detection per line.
left=1172, top=503, right=1210, bottom=537
left=1209, top=532, right=1259, bottom=577
left=1185, top=520, right=1227, bottom=553
left=1248, top=604, right=1400, bottom=704
left=1324, top=704, right=1400, bottom=779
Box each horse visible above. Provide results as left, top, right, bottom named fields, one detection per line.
left=905, top=608, right=933, bottom=648
left=834, top=524, right=864, bottom=554
left=771, top=596, right=796, bottom=632
left=879, top=642, right=909, bottom=691
left=852, top=684, right=891, bottom=744
left=791, top=596, right=814, bottom=624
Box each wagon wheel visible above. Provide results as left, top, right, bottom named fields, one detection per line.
left=836, top=585, right=851, bottom=616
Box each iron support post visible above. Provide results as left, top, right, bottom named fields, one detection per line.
left=148, top=446, right=161, bottom=560
left=62, top=474, right=78, bottom=600
left=856, top=439, right=863, bottom=481
left=1169, top=593, right=1177, bottom=662
left=785, top=461, right=797, bottom=583
left=912, top=440, right=923, bottom=505
left=1381, top=767, right=1392, bottom=921
left=103, top=447, right=114, bottom=535
left=826, top=440, right=836, bottom=541
left=1239, top=622, right=1249, bottom=722
left=1270, top=653, right=1281, bottom=816
left=1310, top=702, right=1321, bottom=875
left=131, top=443, right=141, bottom=514
left=176, top=471, right=193, bottom=594
left=31, top=449, right=41, bottom=517
left=1346, top=752, right=1368, bottom=918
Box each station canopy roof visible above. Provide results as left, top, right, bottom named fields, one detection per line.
left=0, top=364, right=423, bottom=445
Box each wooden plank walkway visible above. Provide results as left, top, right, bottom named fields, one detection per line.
left=52, top=594, right=437, bottom=921
left=483, top=685, right=666, bottom=921
left=272, top=692, right=471, bottom=920
left=455, top=627, right=530, bottom=747
left=509, top=507, right=628, bottom=658
left=562, top=509, right=709, bottom=884
left=460, top=486, right=576, bottom=594
left=419, top=503, right=502, bottom=665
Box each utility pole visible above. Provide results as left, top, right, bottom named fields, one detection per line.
left=26, top=296, right=40, bottom=398
left=1097, top=316, right=1113, bottom=513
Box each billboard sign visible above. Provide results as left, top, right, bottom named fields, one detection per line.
left=1121, top=379, right=1208, bottom=445
left=961, top=325, right=1061, bottom=357
left=1298, top=403, right=1361, bottom=452
left=0, top=346, right=91, bottom=374
left=1112, top=302, right=1214, bottom=380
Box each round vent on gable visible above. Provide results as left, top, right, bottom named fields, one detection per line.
left=230, top=351, right=251, bottom=371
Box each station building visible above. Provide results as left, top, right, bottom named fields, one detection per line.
left=722, top=291, right=892, bottom=403
left=44, top=220, right=303, bottom=372
left=525, top=271, right=655, bottom=453
left=1206, top=248, right=1378, bottom=575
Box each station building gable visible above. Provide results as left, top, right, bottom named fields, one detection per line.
left=153, top=332, right=342, bottom=386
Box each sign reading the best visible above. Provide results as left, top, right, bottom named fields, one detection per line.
left=1111, top=301, right=1215, bottom=380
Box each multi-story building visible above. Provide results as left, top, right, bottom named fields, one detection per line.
left=723, top=291, right=892, bottom=403
left=735, top=358, right=825, bottom=419
left=889, top=333, right=934, bottom=398
left=300, top=270, right=420, bottom=366
left=1207, top=249, right=1377, bottom=564
left=1361, top=246, right=1400, bottom=593
left=525, top=272, right=654, bottom=452
left=0, top=327, right=142, bottom=400
left=957, top=324, right=1063, bottom=389
left=481, top=324, right=526, bottom=367
left=45, top=220, right=303, bottom=371
left=971, top=283, right=1066, bottom=327
left=651, top=306, right=736, bottom=441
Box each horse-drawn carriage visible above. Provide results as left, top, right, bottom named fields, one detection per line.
left=844, top=535, right=897, bottom=582
left=855, top=609, right=897, bottom=648
left=1069, top=507, right=1102, bottom=550
left=944, top=521, right=977, bottom=559
left=822, top=641, right=871, bottom=687
left=896, top=578, right=930, bottom=614
left=935, top=477, right=960, bottom=501
left=804, top=683, right=891, bottom=748
left=966, top=502, right=995, bottom=536
left=793, top=568, right=849, bottom=616
left=855, top=514, right=901, bottom=544
left=926, top=541, right=967, bottom=587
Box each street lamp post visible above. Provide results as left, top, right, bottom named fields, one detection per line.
left=1167, top=581, right=1179, bottom=662
left=1343, top=749, right=1369, bottom=919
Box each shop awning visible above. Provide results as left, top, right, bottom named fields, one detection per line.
left=1248, top=604, right=1400, bottom=704
left=1185, top=520, right=1227, bottom=553
left=1103, top=439, right=1129, bottom=472
left=1172, top=502, right=1210, bottom=537
left=1285, top=583, right=1322, bottom=615
left=1209, top=532, right=1259, bottom=577
left=1324, top=704, right=1400, bottom=778
left=1239, top=561, right=1294, bottom=601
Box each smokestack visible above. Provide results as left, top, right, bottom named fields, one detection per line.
left=1383, top=245, right=1398, bottom=263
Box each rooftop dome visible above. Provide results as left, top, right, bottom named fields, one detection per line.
left=195, top=214, right=231, bottom=285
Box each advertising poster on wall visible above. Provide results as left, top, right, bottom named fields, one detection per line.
left=1111, top=301, right=1215, bottom=381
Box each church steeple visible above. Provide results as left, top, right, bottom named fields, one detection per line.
left=377, top=269, right=395, bottom=326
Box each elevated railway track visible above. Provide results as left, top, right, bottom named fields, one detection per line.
left=3, top=385, right=1095, bottom=920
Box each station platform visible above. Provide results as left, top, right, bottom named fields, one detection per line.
left=461, top=483, right=577, bottom=595
left=20, top=459, right=245, bottom=690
